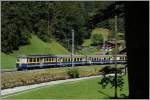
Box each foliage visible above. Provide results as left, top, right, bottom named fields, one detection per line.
left=88, top=2, right=125, bottom=33
left=67, top=68, right=79, bottom=78
left=99, top=65, right=125, bottom=98
left=1, top=1, right=49, bottom=53
left=91, top=33, right=103, bottom=45
left=99, top=75, right=125, bottom=91
left=1, top=1, right=125, bottom=54
left=99, top=66, right=123, bottom=75
left=91, top=28, right=112, bottom=47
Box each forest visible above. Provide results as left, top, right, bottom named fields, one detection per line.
left=1, top=1, right=124, bottom=54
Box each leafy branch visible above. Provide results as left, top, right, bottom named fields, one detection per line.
left=99, top=74, right=124, bottom=91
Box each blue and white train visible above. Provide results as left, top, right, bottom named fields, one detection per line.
left=16, top=54, right=127, bottom=70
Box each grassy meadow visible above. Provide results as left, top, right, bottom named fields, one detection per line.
left=3, top=75, right=128, bottom=99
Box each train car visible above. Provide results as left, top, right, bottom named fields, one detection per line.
left=16, top=55, right=57, bottom=70
left=16, top=54, right=127, bottom=70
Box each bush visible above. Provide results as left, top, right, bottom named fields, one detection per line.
left=67, top=68, right=79, bottom=78
left=99, top=66, right=123, bottom=75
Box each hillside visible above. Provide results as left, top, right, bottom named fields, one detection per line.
left=1, top=34, right=70, bottom=69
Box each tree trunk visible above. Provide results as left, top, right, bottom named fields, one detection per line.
left=125, top=2, right=149, bottom=99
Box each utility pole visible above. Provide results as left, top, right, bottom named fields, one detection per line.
left=48, top=2, right=50, bottom=36
left=72, top=29, right=74, bottom=67
left=114, top=4, right=118, bottom=98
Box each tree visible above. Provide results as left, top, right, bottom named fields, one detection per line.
left=125, top=2, right=149, bottom=98
left=91, top=33, right=103, bottom=45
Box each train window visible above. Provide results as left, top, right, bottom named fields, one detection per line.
left=33, top=58, right=36, bottom=62
left=37, top=58, right=39, bottom=62
left=29, top=58, right=32, bottom=62
left=80, top=58, right=82, bottom=61
left=74, top=58, right=76, bottom=61
left=31, top=58, right=34, bottom=62
left=62, top=58, right=64, bottom=61
left=123, top=57, right=125, bottom=60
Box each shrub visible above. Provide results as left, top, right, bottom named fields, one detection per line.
left=99, top=66, right=123, bottom=75
left=67, top=68, right=79, bottom=78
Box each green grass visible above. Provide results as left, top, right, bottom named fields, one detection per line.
left=3, top=75, right=128, bottom=99
left=77, top=46, right=98, bottom=55
left=82, top=39, right=92, bottom=46
left=1, top=34, right=70, bottom=69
